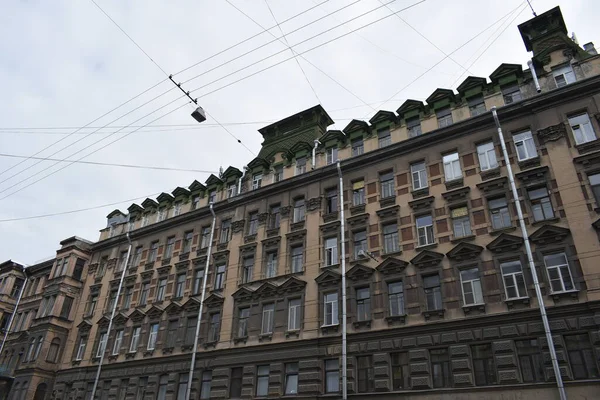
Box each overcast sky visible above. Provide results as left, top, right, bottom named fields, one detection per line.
left=0, top=0, right=597, bottom=264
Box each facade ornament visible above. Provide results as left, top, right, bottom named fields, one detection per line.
left=258, top=212, right=269, bottom=225
left=231, top=220, right=245, bottom=233
left=280, top=206, right=291, bottom=218
left=536, top=123, right=567, bottom=144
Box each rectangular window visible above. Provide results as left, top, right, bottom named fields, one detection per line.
left=156, top=278, right=167, bottom=301
left=325, top=188, right=338, bottom=214
left=416, top=215, right=434, bottom=246
left=380, top=170, right=395, bottom=198
left=122, top=287, right=132, bottom=309
left=502, top=84, right=522, bottom=104
left=324, top=292, right=339, bottom=326
left=388, top=281, right=405, bottom=316
left=148, top=242, right=158, bottom=263
left=147, top=323, right=159, bottom=350
left=407, top=116, right=422, bottom=138
left=129, top=327, right=141, bottom=352
left=272, top=164, right=283, bottom=183
left=214, top=264, right=225, bottom=290
left=424, top=274, right=442, bottom=311
left=173, top=202, right=182, bottom=216
left=564, top=334, right=599, bottom=379
left=112, top=329, right=124, bottom=355
left=353, top=230, right=367, bottom=259
left=241, top=256, right=254, bottom=284
left=295, top=157, right=307, bottom=175
left=252, top=173, right=262, bottom=190
left=352, top=138, right=364, bottom=156
left=98, top=257, right=108, bottom=277
left=378, top=127, right=391, bottom=148
left=157, top=376, right=167, bottom=400
left=383, top=223, right=399, bottom=254
left=59, top=256, right=70, bottom=276
left=76, top=336, right=87, bottom=360
left=156, top=208, right=166, bottom=222
left=516, top=339, right=544, bottom=383
left=237, top=308, right=250, bottom=338
left=227, top=183, right=237, bottom=199
left=569, top=113, right=596, bottom=144
left=96, top=332, right=108, bottom=358
left=269, top=204, right=281, bottom=229
left=472, top=344, right=496, bottom=385
left=291, top=245, right=304, bottom=273
left=248, top=211, right=259, bottom=235
left=460, top=268, right=483, bottom=305
left=411, top=161, right=428, bottom=190
left=164, top=237, right=175, bottom=259
left=182, top=231, right=193, bottom=254
left=230, top=367, right=243, bottom=398
left=208, top=190, right=217, bottom=204
left=285, top=363, right=299, bottom=395
left=500, top=260, right=527, bottom=299
left=357, top=356, right=374, bottom=393
left=209, top=313, right=220, bottom=342
left=356, top=287, right=371, bottom=322
left=191, top=195, right=200, bottom=210
left=451, top=206, right=471, bottom=238
left=261, top=304, right=274, bottom=335
left=529, top=187, right=554, bottom=222
left=193, top=269, right=204, bottom=295
left=352, top=180, right=365, bottom=206
left=132, top=246, right=142, bottom=267
left=553, top=64, right=576, bottom=87
left=326, top=147, right=338, bottom=165
left=256, top=365, right=270, bottom=397
left=200, top=371, right=212, bottom=399
left=185, top=317, right=197, bottom=346
left=391, top=352, right=410, bottom=390
left=325, top=359, right=340, bottom=393
left=324, top=237, right=338, bottom=267
left=489, top=197, right=511, bottom=229
left=116, top=251, right=127, bottom=272
left=177, top=373, right=189, bottom=400
left=477, top=141, right=498, bottom=171
left=468, top=94, right=486, bottom=117
left=443, top=152, right=462, bottom=181
left=513, top=130, right=537, bottom=161
left=431, top=348, right=451, bottom=388
left=288, top=298, right=301, bottom=331
left=141, top=214, right=149, bottom=227
left=219, top=219, right=231, bottom=244
left=175, top=274, right=185, bottom=298
left=200, top=226, right=211, bottom=248
left=265, top=250, right=278, bottom=278
left=544, top=253, right=575, bottom=293
left=139, top=283, right=150, bottom=306
left=60, top=296, right=74, bottom=318
left=436, top=106, right=453, bottom=128
left=589, top=173, right=600, bottom=206
left=166, top=320, right=178, bottom=348
left=293, top=198, right=305, bottom=222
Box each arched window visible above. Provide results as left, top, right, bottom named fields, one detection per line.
left=12, top=382, right=21, bottom=400
left=33, top=382, right=48, bottom=400
left=46, top=338, right=61, bottom=363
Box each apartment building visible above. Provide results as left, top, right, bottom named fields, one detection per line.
left=2, top=6, right=600, bottom=400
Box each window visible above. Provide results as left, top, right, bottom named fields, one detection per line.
left=288, top=299, right=301, bottom=331
left=129, top=327, right=141, bottom=352
left=214, top=264, right=225, bottom=290
left=172, top=202, right=182, bottom=217
left=293, top=198, right=305, bottom=222
left=273, top=165, right=283, bottom=182
left=544, top=253, right=574, bottom=293
left=391, top=352, right=410, bottom=390
left=256, top=365, right=270, bottom=397
left=265, top=250, right=277, bottom=278
left=47, top=338, right=60, bottom=363
left=157, top=375, right=168, bottom=400
left=192, top=269, right=204, bottom=295
left=209, top=313, right=220, bottom=342
left=97, top=256, right=108, bottom=277
left=148, top=242, right=158, bottom=263
left=472, top=344, right=496, bottom=385
left=388, top=281, right=405, bottom=316
left=112, top=330, right=124, bottom=355
left=175, top=274, right=186, bottom=298
left=191, top=195, right=200, bottom=210
left=380, top=170, right=395, bottom=198
left=185, top=317, right=197, bottom=346
left=325, top=359, right=339, bottom=393
left=164, top=237, right=175, bottom=259
left=241, top=256, right=254, bottom=284
left=208, top=190, right=217, bottom=204
left=115, top=251, right=127, bottom=273
left=182, top=231, right=193, bottom=254
left=564, top=334, right=599, bottom=379
left=468, top=94, right=486, bottom=117
left=356, top=287, right=371, bottom=321
left=220, top=219, right=231, bottom=244
left=353, top=230, right=367, bottom=259
left=553, top=64, right=576, bottom=87
left=295, top=157, right=307, bottom=175
left=59, top=256, right=70, bottom=276
left=156, top=278, right=167, bottom=301
left=60, top=296, right=74, bottom=318
left=325, top=188, right=338, bottom=214
left=132, top=246, right=142, bottom=267
left=443, top=152, right=462, bottom=181
left=502, top=84, right=522, bottom=104
left=230, top=367, right=243, bottom=398
left=147, top=323, right=159, bottom=350
left=326, top=147, right=338, bottom=165
left=199, top=226, right=211, bottom=249
left=26, top=337, right=35, bottom=361
left=569, top=113, right=596, bottom=144
left=156, top=208, right=166, bottom=222
left=431, top=348, right=451, bottom=388
left=489, top=197, right=511, bottom=229
left=141, top=214, right=149, bottom=227
left=324, top=237, right=338, bottom=267
left=33, top=336, right=43, bottom=360
left=477, top=142, right=498, bottom=171
left=139, top=283, right=150, bottom=306
left=268, top=204, right=281, bottom=229
left=357, top=356, right=374, bottom=393
left=261, top=303, right=274, bottom=335
left=136, top=377, right=148, bottom=400
left=382, top=223, right=399, bottom=254
left=407, top=116, right=422, bottom=137
left=424, top=274, right=442, bottom=311
left=436, top=107, right=453, bottom=128
left=237, top=308, right=250, bottom=338
left=529, top=187, right=554, bottom=222
left=166, top=320, right=179, bottom=348
left=589, top=173, right=600, bottom=205
left=290, top=245, right=304, bottom=273
left=248, top=211, right=259, bottom=235
left=516, top=339, right=544, bottom=383
left=411, top=161, right=428, bottom=190
left=252, top=173, right=262, bottom=190
left=500, top=261, right=527, bottom=299
left=378, top=127, right=391, bottom=148
left=41, top=295, right=56, bottom=317
left=451, top=206, right=471, bottom=238
left=416, top=215, right=434, bottom=246
left=352, top=180, right=365, bottom=205
left=76, top=336, right=87, bottom=360
left=352, top=138, right=364, bottom=156
left=285, top=363, right=299, bottom=395
left=96, top=332, right=108, bottom=357
left=324, top=292, right=339, bottom=326
left=513, top=130, right=536, bottom=161
left=460, top=268, right=483, bottom=305
left=200, top=371, right=212, bottom=399
left=176, top=373, right=189, bottom=400
left=227, top=183, right=237, bottom=199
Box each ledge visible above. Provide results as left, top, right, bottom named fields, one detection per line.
left=161, top=258, right=171, bottom=266
left=203, top=340, right=217, bottom=349
left=422, top=309, right=445, bottom=320
left=290, top=221, right=306, bottom=231
left=576, top=139, right=600, bottom=155
left=517, top=156, right=541, bottom=170
left=409, top=196, right=435, bottom=211
left=504, top=297, right=530, bottom=307
left=233, top=336, right=248, bottom=344
left=244, top=234, right=257, bottom=243
left=266, top=227, right=280, bottom=237
left=162, top=347, right=175, bottom=354
left=381, top=250, right=402, bottom=258
left=385, top=314, right=407, bottom=325
left=258, top=333, right=273, bottom=342
left=379, top=196, right=396, bottom=208
left=196, top=247, right=208, bottom=256
left=415, top=242, right=438, bottom=251
left=143, top=350, right=155, bottom=358
left=180, top=344, right=193, bottom=351
left=350, top=204, right=366, bottom=215
left=217, top=243, right=228, bottom=251
left=71, top=360, right=82, bottom=366
left=480, top=167, right=501, bottom=181
left=178, top=252, right=190, bottom=261
left=450, top=235, right=476, bottom=244
left=320, top=324, right=340, bottom=334
left=285, top=330, right=300, bottom=339
left=531, top=217, right=560, bottom=226
left=107, top=355, right=118, bottom=361
left=462, top=303, right=486, bottom=314
left=445, top=177, right=464, bottom=190
left=411, top=187, right=430, bottom=199
left=489, top=226, right=516, bottom=236
left=353, top=319, right=372, bottom=329
left=322, top=212, right=338, bottom=223
left=550, top=290, right=579, bottom=302
left=125, top=352, right=136, bottom=360
left=144, top=262, right=154, bottom=271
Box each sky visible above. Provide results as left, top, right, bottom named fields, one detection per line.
left=0, top=0, right=597, bottom=264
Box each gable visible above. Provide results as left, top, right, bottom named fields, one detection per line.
left=164, top=302, right=182, bottom=315
left=342, top=119, right=370, bottom=135
left=205, top=174, right=223, bottom=187
left=254, top=282, right=278, bottom=299
left=112, top=313, right=128, bottom=326
left=279, top=276, right=307, bottom=293
left=141, top=198, right=158, bottom=209
left=232, top=287, right=254, bottom=301
left=204, top=293, right=224, bottom=307
left=315, top=269, right=341, bottom=286
left=396, top=99, right=425, bottom=118
left=172, top=187, right=191, bottom=198
left=128, top=309, right=146, bottom=323
left=529, top=225, right=570, bottom=245
left=106, top=209, right=125, bottom=219
left=247, top=157, right=270, bottom=171
left=182, top=297, right=202, bottom=311
left=96, top=316, right=110, bottom=329
left=426, top=88, right=455, bottom=109
left=486, top=233, right=523, bottom=254
left=489, top=63, right=523, bottom=84
left=410, top=250, right=444, bottom=269
left=156, top=192, right=174, bottom=204
left=346, top=264, right=374, bottom=282
left=127, top=203, right=144, bottom=215
left=456, top=76, right=487, bottom=95
left=368, top=110, right=396, bottom=125
left=77, top=319, right=93, bottom=332
left=319, top=129, right=346, bottom=145
left=376, top=257, right=409, bottom=275
left=146, top=305, right=164, bottom=320
left=189, top=180, right=206, bottom=192
left=222, top=166, right=243, bottom=181
left=446, top=242, right=484, bottom=262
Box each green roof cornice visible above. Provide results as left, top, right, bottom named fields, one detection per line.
left=141, top=198, right=158, bottom=209
left=188, top=180, right=206, bottom=193
left=205, top=174, right=223, bottom=187
left=247, top=157, right=270, bottom=171
left=320, top=129, right=346, bottom=147
left=222, top=166, right=242, bottom=180
left=426, top=89, right=455, bottom=109
left=489, top=63, right=523, bottom=84
left=368, top=110, right=397, bottom=125
left=106, top=209, right=125, bottom=219
left=156, top=192, right=174, bottom=205
left=285, top=141, right=313, bottom=160
left=342, top=119, right=370, bottom=136
left=456, top=76, right=488, bottom=97
left=127, top=203, right=144, bottom=215
left=171, top=187, right=190, bottom=200
left=396, top=99, right=425, bottom=118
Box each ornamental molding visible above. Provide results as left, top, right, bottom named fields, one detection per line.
left=536, top=123, right=567, bottom=144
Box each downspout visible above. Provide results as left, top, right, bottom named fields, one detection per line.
left=528, top=60, right=541, bottom=93
left=336, top=160, right=347, bottom=400
left=185, top=203, right=216, bottom=400
left=91, top=233, right=133, bottom=400
left=238, top=166, right=247, bottom=196
left=0, top=268, right=28, bottom=356
left=312, top=139, right=321, bottom=170
left=492, top=107, right=566, bottom=400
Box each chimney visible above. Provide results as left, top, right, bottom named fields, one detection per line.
left=583, top=42, right=597, bottom=55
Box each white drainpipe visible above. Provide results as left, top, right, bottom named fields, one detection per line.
left=336, top=160, right=347, bottom=400
left=238, top=166, right=247, bottom=196
left=528, top=60, right=541, bottom=93
left=312, top=139, right=321, bottom=170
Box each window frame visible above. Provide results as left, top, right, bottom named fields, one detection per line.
left=293, top=198, right=306, bottom=223
left=416, top=215, right=434, bottom=247
left=355, top=287, right=371, bottom=322
left=451, top=206, right=472, bottom=238
left=488, top=197, right=511, bottom=230
left=552, top=64, right=576, bottom=88
left=284, top=363, right=299, bottom=395
left=325, top=359, right=340, bottom=393
left=500, top=260, right=528, bottom=300
left=513, top=130, right=537, bottom=161
left=443, top=152, right=462, bottom=181
left=351, top=138, right=364, bottom=156
left=252, top=173, right=262, bottom=190
left=256, top=365, right=270, bottom=397
left=324, top=237, right=338, bottom=267
left=423, top=274, right=442, bottom=311
left=261, top=303, right=275, bottom=335
left=287, top=298, right=301, bottom=331
left=411, top=161, right=428, bottom=190
left=326, top=147, right=338, bottom=165
left=323, top=292, right=339, bottom=326
left=568, top=113, right=597, bottom=145
left=543, top=253, right=575, bottom=293
left=528, top=187, right=555, bottom=222
left=460, top=267, right=484, bottom=306
left=477, top=141, right=498, bottom=171
left=382, top=223, right=399, bottom=254
left=379, top=170, right=395, bottom=198
left=378, top=127, right=392, bottom=148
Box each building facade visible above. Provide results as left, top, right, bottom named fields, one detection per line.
left=2, top=6, right=600, bottom=400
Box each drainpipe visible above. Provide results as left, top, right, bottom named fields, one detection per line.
left=491, top=107, right=566, bottom=400
left=336, top=160, right=347, bottom=400
left=238, top=166, right=247, bottom=196
left=528, top=60, right=541, bottom=93
left=185, top=203, right=216, bottom=400
left=312, top=139, right=321, bottom=170
left=91, top=233, right=133, bottom=400
left=0, top=267, right=28, bottom=356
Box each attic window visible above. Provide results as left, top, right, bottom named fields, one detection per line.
left=468, top=95, right=486, bottom=117
left=501, top=84, right=522, bottom=104
left=407, top=117, right=422, bottom=138
left=553, top=65, right=576, bottom=88
left=295, top=157, right=307, bottom=175
left=436, top=107, right=453, bottom=128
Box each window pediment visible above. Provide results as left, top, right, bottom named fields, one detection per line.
left=113, top=312, right=128, bottom=326
left=347, top=213, right=369, bottom=228
left=536, top=123, right=567, bottom=144
left=442, top=186, right=470, bottom=204
left=369, top=110, right=396, bottom=125
left=146, top=305, right=164, bottom=320
left=315, top=270, right=341, bottom=287
left=254, top=282, right=278, bottom=299
left=515, top=166, right=549, bottom=186
left=140, top=270, right=153, bottom=281
left=286, top=229, right=307, bottom=243
left=204, top=293, right=224, bottom=308
left=232, top=287, right=254, bottom=302
left=182, top=297, right=202, bottom=312
left=529, top=224, right=570, bottom=245
left=376, top=257, right=409, bottom=275
left=376, top=205, right=400, bottom=221
left=446, top=242, right=483, bottom=262
left=346, top=264, right=374, bottom=282
left=410, top=250, right=444, bottom=269
left=486, top=233, right=523, bottom=254
left=164, top=302, right=182, bottom=316
left=279, top=276, right=306, bottom=293
left=409, top=196, right=435, bottom=211
left=128, top=309, right=146, bottom=322
left=320, top=221, right=340, bottom=235
left=232, top=220, right=245, bottom=234
left=476, top=176, right=508, bottom=195
left=77, top=319, right=93, bottom=333
left=89, top=284, right=102, bottom=294
left=97, top=316, right=110, bottom=329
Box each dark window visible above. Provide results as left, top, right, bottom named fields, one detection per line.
left=156, top=278, right=167, bottom=301
left=200, top=226, right=211, bottom=248
left=468, top=94, right=486, bottom=116
left=325, top=188, right=338, bottom=214
left=378, top=127, right=391, bottom=148
left=148, top=242, right=158, bottom=262
left=10, top=278, right=24, bottom=298
left=193, top=269, right=204, bottom=295
left=175, top=274, right=185, bottom=298
left=391, top=352, right=410, bottom=389
left=214, top=264, right=225, bottom=290
left=241, top=256, right=254, bottom=284
left=182, top=231, right=193, bottom=254
left=220, top=219, right=231, bottom=244
left=60, top=296, right=74, bottom=319
left=256, top=365, right=270, bottom=397
left=352, top=138, right=364, bottom=156
left=122, top=287, right=132, bottom=309
left=516, top=339, right=545, bottom=383
left=191, top=195, right=200, bottom=210
left=589, top=173, right=600, bottom=205
left=209, top=313, right=220, bottom=342
left=423, top=274, right=442, bottom=311
left=295, top=157, right=306, bottom=175
left=431, top=348, right=451, bottom=388
left=352, top=180, right=365, bottom=205
left=46, top=338, right=61, bottom=363
left=293, top=198, right=305, bottom=223
left=237, top=308, right=250, bottom=338
left=451, top=206, right=471, bottom=238
left=528, top=187, right=554, bottom=222
left=265, top=250, right=277, bottom=278
left=489, top=197, right=511, bottom=229
left=285, top=363, right=299, bottom=395
left=97, top=256, right=108, bottom=277
left=380, top=170, right=395, bottom=198
left=166, top=320, right=179, bottom=348
left=564, top=334, right=599, bottom=379
left=139, top=283, right=150, bottom=306
left=248, top=211, right=259, bottom=235
left=230, top=367, right=243, bottom=398
left=200, top=371, right=212, bottom=399
left=157, top=375, right=168, bottom=400
left=388, top=281, right=404, bottom=316
left=177, top=373, right=188, bottom=400
left=136, top=377, right=148, bottom=400
left=73, top=258, right=85, bottom=280
left=326, top=147, right=338, bottom=165
left=261, top=304, right=274, bottom=335
left=269, top=204, right=281, bottom=229
left=356, top=287, right=371, bottom=321
left=407, top=116, right=422, bottom=137
left=436, top=106, right=453, bottom=128
left=290, top=245, right=304, bottom=273
left=383, top=223, right=399, bottom=254
left=274, top=165, right=283, bottom=182
left=165, top=236, right=175, bottom=259
left=357, top=355, right=374, bottom=393
left=185, top=317, right=197, bottom=346
left=472, top=344, right=496, bottom=385
left=353, top=230, right=367, bottom=259
left=132, top=247, right=142, bottom=267
left=502, top=84, right=522, bottom=104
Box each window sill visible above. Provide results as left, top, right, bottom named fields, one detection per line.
left=161, top=258, right=171, bottom=266
left=385, top=315, right=407, bottom=326
left=290, top=221, right=305, bottom=231
left=575, top=139, right=600, bottom=155
left=178, top=252, right=190, bottom=261
left=489, top=226, right=516, bottom=236
left=531, top=217, right=560, bottom=226
left=517, top=156, right=540, bottom=170
left=379, top=196, right=396, bottom=208
left=266, top=227, right=280, bottom=237
left=415, top=243, right=438, bottom=251
left=422, top=309, right=445, bottom=320
left=258, top=333, right=273, bottom=342
left=480, top=167, right=501, bottom=181
left=143, top=350, right=154, bottom=357
left=71, top=360, right=82, bottom=366
left=504, top=297, right=530, bottom=307
left=244, top=234, right=257, bottom=243
left=217, top=243, right=228, bottom=251
left=285, top=329, right=300, bottom=338
left=233, top=336, right=248, bottom=344
left=350, top=204, right=366, bottom=215
left=322, top=263, right=340, bottom=269
left=125, top=352, right=137, bottom=360
left=445, top=177, right=464, bottom=190
left=450, top=235, right=476, bottom=244
left=411, top=187, right=430, bottom=199
left=462, top=303, right=486, bottom=314
left=144, top=262, right=155, bottom=271
left=196, top=247, right=208, bottom=256
left=550, top=289, right=579, bottom=301
left=107, top=354, right=118, bottom=362
left=203, top=340, right=218, bottom=349
left=353, top=319, right=372, bottom=329
left=322, top=212, right=338, bottom=223
left=162, top=347, right=175, bottom=354
left=382, top=250, right=403, bottom=258
left=320, top=324, right=340, bottom=334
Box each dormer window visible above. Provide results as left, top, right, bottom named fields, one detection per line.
left=436, top=107, right=453, bottom=128
left=252, top=174, right=262, bottom=190
left=156, top=209, right=166, bottom=223
left=406, top=116, right=422, bottom=138
left=295, top=157, right=307, bottom=175
left=208, top=190, right=217, bottom=204
left=173, top=202, right=182, bottom=217
left=553, top=64, right=575, bottom=88
left=191, top=195, right=200, bottom=210
left=227, top=184, right=237, bottom=198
